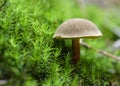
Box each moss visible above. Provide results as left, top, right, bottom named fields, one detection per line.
left=0, top=0, right=120, bottom=86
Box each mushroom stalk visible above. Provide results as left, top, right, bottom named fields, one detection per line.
left=72, top=39, right=80, bottom=63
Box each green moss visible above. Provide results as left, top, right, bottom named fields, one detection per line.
left=0, top=0, right=120, bottom=86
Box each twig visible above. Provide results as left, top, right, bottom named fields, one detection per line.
left=81, top=42, right=120, bottom=61
left=0, top=80, right=7, bottom=85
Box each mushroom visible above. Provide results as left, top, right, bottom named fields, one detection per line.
left=53, top=18, right=102, bottom=63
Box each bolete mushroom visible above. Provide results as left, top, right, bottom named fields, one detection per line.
left=53, top=18, right=102, bottom=63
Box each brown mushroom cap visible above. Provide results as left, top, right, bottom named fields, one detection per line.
left=53, top=18, right=102, bottom=39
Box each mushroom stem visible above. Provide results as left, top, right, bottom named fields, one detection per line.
left=72, top=39, right=80, bottom=63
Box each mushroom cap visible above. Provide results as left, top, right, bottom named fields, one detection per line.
left=53, top=18, right=102, bottom=39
